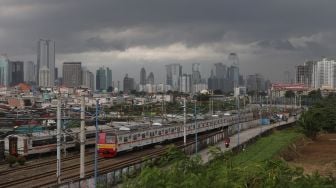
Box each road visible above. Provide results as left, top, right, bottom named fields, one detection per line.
left=197, top=116, right=298, bottom=163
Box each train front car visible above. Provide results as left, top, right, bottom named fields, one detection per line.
left=97, top=132, right=117, bottom=158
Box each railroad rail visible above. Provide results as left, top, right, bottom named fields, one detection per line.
left=0, top=127, right=226, bottom=188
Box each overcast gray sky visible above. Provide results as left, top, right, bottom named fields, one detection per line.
left=1, top=0, right=335, bottom=83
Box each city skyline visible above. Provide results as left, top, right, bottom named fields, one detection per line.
left=2, top=1, right=336, bottom=82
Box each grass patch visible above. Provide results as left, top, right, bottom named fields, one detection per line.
left=232, top=128, right=303, bottom=165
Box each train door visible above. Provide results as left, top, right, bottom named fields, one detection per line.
left=9, top=136, right=18, bottom=156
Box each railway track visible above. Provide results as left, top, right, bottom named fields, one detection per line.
left=0, top=151, right=95, bottom=176
left=0, top=128, right=226, bottom=188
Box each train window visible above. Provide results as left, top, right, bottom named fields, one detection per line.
left=155, top=130, right=158, bottom=135
left=171, top=128, right=174, bottom=133
left=146, top=132, right=149, bottom=136
left=158, top=131, right=162, bottom=135
left=86, top=133, right=96, bottom=139
left=32, top=137, right=57, bottom=147
left=150, top=132, right=154, bottom=137
left=177, top=127, right=180, bottom=132
left=133, top=135, right=137, bottom=141
left=142, top=133, right=146, bottom=139
left=118, top=136, right=123, bottom=142
left=165, top=129, right=169, bottom=134
left=106, top=135, right=116, bottom=144
left=124, top=137, right=128, bottom=142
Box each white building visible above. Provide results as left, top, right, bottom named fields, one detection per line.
left=39, top=66, right=51, bottom=88
left=234, top=86, right=247, bottom=97
left=24, top=61, right=36, bottom=83
left=312, top=58, right=336, bottom=89
left=82, top=67, right=94, bottom=91
left=166, top=64, right=182, bottom=91
left=179, top=74, right=191, bottom=93
left=37, top=39, right=55, bottom=87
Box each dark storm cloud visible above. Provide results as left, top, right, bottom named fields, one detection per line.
left=257, top=40, right=296, bottom=51
left=1, top=0, right=336, bottom=80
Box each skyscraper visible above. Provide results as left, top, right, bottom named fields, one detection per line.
left=296, top=61, right=314, bottom=87
left=228, top=53, right=240, bottom=90
left=147, top=72, right=154, bottom=85
left=63, top=62, right=82, bottom=88
left=96, top=67, right=106, bottom=91
left=214, top=63, right=227, bottom=79
left=312, top=58, right=336, bottom=89
left=192, top=63, right=202, bottom=85
left=37, top=39, right=55, bottom=87
left=24, top=61, right=36, bottom=84
left=9, top=61, right=24, bottom=86
left=140, top=67, right=146, bottom=85
left=0, top=55, right=10, bottom=86
left=123, top=74, right=135, bottom=93
left=106, top=67, right=112, bottom=90
left=166, top=64, right=182, bottom=91
left=82, top=67, right=94, bottom=91
left=180, top=74, right=192, bottom=93
left=246, top=74, right=265, bottom=92
left=228, top=65, right=239, bottom=87
left=96, top=67, right=112, bottom=91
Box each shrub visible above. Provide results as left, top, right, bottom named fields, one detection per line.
left=17, top=156, right=26, bottom=165
left=6, top=155, right=17, bottom=167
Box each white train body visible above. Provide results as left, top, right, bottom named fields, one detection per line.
left=5, top=112, right=256, bottom=156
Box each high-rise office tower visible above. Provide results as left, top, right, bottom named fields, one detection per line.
left=37, top=39, right=55, bottom=87
left=192, top=63, right=202, bottom=84
left=296, top=61, right=314, bottom=87
left=312, top=58, right=336, bottom=89
left=82, top=67, right=94, bottom=91
left=0, top=55, right=10, bottom=86
left=24, top=61, right=36, bottom=84
left=106, top=67, right=112, bottom=90
left=180, top=74, right=192, bottom=93
left=123, top=74, right=135, bottom=93
left=214, top=63, right=227, bottom=79
left=228, top=53, right=240, bottom=90
left=166, top=64, right=182, bottom=91
left=9, top=61, right=24, bottom=86
left=147, top=72, right=154, bottom=85
left=63, top=62, right=82, bottom=88
left=140, top=67, right=146, bottom=85
left=96, top=67, right=106, bottom=91
left=228, top=65, right=239, bottom=86
left=54, top=67, right=58, bottom=80
left=39, top=67, right=51, bottom=87
left=96, top=67, right=112, bottom=91
left=246, top=74, right=265, bottom=92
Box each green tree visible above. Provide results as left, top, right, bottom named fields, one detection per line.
left=297, top=110, right=322, bottom=140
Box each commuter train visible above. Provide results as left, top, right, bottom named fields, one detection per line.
left=4, top=111, right=256, bottom=157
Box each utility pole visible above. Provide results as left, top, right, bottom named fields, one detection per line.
left=183, top=98, right=186, bottom=145
left=94, top=100, right=99, bottom=188
left=56, top=96, right=61, bottom=184
left=237, top=96, right=240, bottom=146
left=194, top=101, right=198, bottom=154
left=80, top=95, right=85, bottom=179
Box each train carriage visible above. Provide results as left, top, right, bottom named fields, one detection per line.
left=4, top=111, right=256, bottom=158
left=98, top=132, right=117, bottom=158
